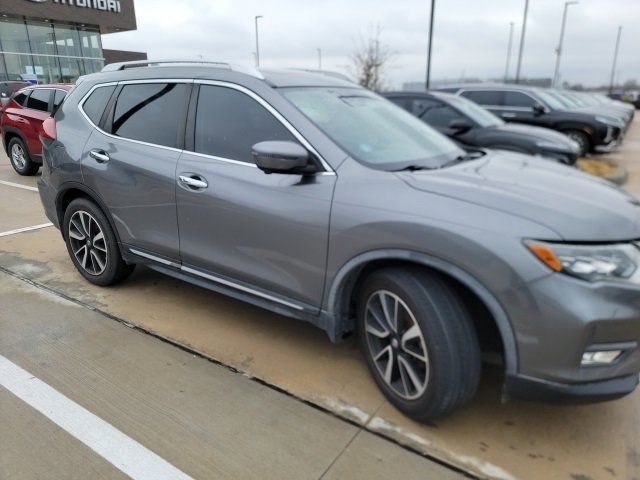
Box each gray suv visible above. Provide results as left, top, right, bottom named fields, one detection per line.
left=38, top=61, right=640, bottom=420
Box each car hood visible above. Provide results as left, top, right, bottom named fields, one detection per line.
left=399, top=150, right=640, bottom=241
left=491, top=123, right=579, bottom=151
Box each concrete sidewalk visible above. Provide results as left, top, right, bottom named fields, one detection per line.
left=0, top=271, right=462, bottom=480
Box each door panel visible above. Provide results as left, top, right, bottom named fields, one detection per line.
left=81, top=130, right=181, bottom=260
left=176, top=153, right=334, bottom=308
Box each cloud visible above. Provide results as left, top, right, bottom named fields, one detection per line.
left=102, top=0, right=640, bottom=88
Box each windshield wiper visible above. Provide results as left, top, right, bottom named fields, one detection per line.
left=394, top=165, right=433, bottom=172
left=441, top=150, right=485, bottom=168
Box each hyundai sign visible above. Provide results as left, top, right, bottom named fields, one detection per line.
left=26, top=0, right=122, bottom=14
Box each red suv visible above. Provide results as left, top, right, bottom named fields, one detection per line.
left=1, top=84, right=72, bottom=175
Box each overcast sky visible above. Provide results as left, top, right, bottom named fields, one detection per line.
left=102, top=0, right=640, bottom=88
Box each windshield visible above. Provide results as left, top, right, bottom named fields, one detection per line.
left=446, top=95, right=503, bottom=128
left=548, top=91, right=578, bottom=108
left=534, top=91, right=565, bottom=110
left=281, top=87, right=464, bottom=170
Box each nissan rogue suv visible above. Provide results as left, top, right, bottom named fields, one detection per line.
left=38, top=61, right=640, bottom=420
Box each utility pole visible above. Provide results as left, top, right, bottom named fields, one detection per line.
left=254, top=15, right=263, bottom=68
left=553, top=1, right=578, bottom=88
left=504, top=21, right=514, bottom=82
left=515, top=0, right=530, bottom=84
left=425, top=0, right=436, bottom=90
left=317, top=48, right=322, bottom=70
left=608, top=25, right=622, bottom=94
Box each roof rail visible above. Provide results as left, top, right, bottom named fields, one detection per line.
left=101, top=60, right=264, bottom=79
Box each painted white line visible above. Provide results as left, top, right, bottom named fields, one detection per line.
left=0, top=354, right=194, bottom=480
left=0, top=223, right=54, bottom=238
left=0, top=179, right=39, bottom=192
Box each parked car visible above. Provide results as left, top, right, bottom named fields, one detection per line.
left=38, top=61, right=640, bottom=420
left=554, top=91, right=633, bottom=128
left=1, top=84, right=71, bottom=175
left=384, top=91, right=580, bottom=165
left=437, top=84, right=624, bottom=156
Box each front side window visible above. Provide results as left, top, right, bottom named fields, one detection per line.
left=421, top=104, right=464, bottom=128
left=194, top=85, right=297, bottom=163
left=112, top=83, right=188, bottom=148
left=460, top=90, right=503, bottom=106
left=81, top=85, right=115, bottom=125
left=26, top=89, right=50, bottom=112
left=411, top=98, right=440, bottom=117
left=282, top=87, right=463, bottom=170
left=503, top=91, right=536, bottom=108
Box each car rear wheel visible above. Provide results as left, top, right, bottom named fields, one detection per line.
left=63, top=198, right=135, bottom=286
left=357, top=268, right=481, bottom=421
left=564, top=130, right=590, bottom=157
left=8, top=137, right=39, bottom=176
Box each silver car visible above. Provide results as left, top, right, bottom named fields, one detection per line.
left=38, top=61, right=640, bottom=420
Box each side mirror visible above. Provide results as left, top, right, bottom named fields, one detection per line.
left=533, top=104, right=547, bottom=115
left=448, top=119, right=472, bottom=134
left=252, top=141, right=311, bottom=174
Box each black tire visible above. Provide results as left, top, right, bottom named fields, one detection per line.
left=357, top=268, right=481, bottom=421
left=63, top=198, right=135, bottom=286
left=564, top=130, right=590, bottom=157
left=8, top=137, right=39, bottom=176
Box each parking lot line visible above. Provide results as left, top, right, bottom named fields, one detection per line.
left=0, top=354, right=194, bottom=480
left=0, top=179, right=39, bottom=192
left=0, top=223, right=53, bottom=238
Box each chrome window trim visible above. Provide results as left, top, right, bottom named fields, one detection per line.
left=77, top=80, right=191, bottom=153
left=77, top=78, right=337, bottom=174
left=195, top=79, right=335, bottom=175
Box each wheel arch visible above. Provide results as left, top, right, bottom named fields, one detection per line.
left=55, top=182, right=123, bottom=245
left=3, top=127, right=28, bottom=155
left=326, top=249, right=518, bottom=375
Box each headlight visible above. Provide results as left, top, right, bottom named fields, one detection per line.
left=525, top=240, right=640, bottom=282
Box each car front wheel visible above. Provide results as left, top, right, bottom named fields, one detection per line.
left=358, top=268, right=481, bottom=421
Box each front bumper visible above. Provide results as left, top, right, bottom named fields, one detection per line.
left=595, top=125, right=623, bottom=152
left=505, top=372, right=638, bottom=403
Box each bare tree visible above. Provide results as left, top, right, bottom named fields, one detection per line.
left=349, top=25, right=396, bottom=92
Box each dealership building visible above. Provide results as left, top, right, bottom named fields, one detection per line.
left=0, top=0, right=146, bottom=84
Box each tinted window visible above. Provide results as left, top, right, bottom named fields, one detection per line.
left=13, top=92, right=28, bottom=106
left=421, top=105, right=464, bottom=128
left=195, top=85, right=297, bottom=163
left=53, top=90, right=67, bottom=109
left=460, top=90, right=503, bottom=106
left=112, top=83, right=188, bottom=148
left=82, top=85, right=115, bottom=126
left=411, top=98, right=440, bottom=116
left=26, top=89, right=51, bottom=111
left=503, top=91, right=536, bottom=108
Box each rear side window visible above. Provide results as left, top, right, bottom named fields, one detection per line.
left=460, top=90, right=503, bottom=106
left=12, top=91, right=28, bottom=106
left=111, top=83, right=188, bottom=148
left=26, top=89, right=51, bottom=111
left=53, top=90, right=67, bottom=109
left=503, top=91, right=536, bottom=108
left=82, top=85, right=116, bottom=126
left=194, top=85, right=297, bottom=163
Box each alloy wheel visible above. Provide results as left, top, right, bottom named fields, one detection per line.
left=11, top=143, right=26, bottom=170
left=364, top=290, right=429, bottom=400
left=68, top=211, right=108, bottom=276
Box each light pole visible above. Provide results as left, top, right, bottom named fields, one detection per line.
left=254, top=15, right=263, bottom=68
left=504, top=21, right=514, bottom=82
left=608, top=25, right=622, bottom=93
left=425, top=0, right=436, bottom=90
left=553, top=1, right=578, bottom=88
left=515, top=0, right=530, bottom=84
left=317, top=48, right=322, bottom=70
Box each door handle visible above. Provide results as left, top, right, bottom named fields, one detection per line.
left=89, top=149, right=110, bottom=163
left=179, top=174, right=208, bottom=190
left=501, top=112, right=517, bottom=118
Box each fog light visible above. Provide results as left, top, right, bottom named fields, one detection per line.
left=581, top=350, right=623, bottom=366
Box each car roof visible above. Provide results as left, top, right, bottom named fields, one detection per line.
left=82, top=61, right=358, bottom=90
left=436, top=83, right=541, bottom=92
